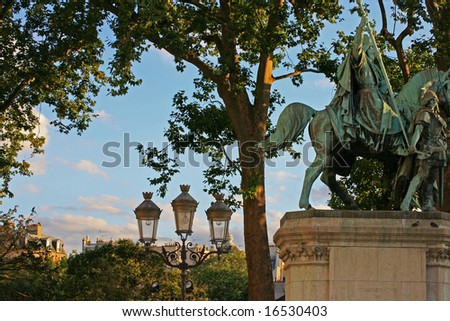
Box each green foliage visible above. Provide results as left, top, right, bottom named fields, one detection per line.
left=140, top=80, right=243, bottom=209
left=0, top=207, right=61, bottom=300
left=132, top=0, right=342, bottom=206
left=0, top=236, right=246, bottom=300
left=1, top=0, right=107, bottom=197
left=57, top=240, right=177, bottom=300
left=2, top=1, right=447, bottom=201
left=328, top=159, right=391, bottom=210
left=139, top=73, right=283, bottom=209
left=0, top=258, right=63, bottom=300
left=191, top=249, right=248, bottom=301
left=0, top=214, right=244, bottom=301
left=2, top=0, right=448, bottom=300
left=0, top=104, right=45, bottom=198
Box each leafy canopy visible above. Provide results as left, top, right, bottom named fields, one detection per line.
left=1, top=0, right=107, bottom=197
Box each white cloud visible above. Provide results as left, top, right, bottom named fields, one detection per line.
left=151, top=47, right=174, bottom=63
left=16, top=111, right=51, bottom=175
left=156, top=202, right=177, bottom=222
left=35, top=112, right=51, bottom=147
left=73, top=160, right=109, bottom=178
left=25, top=183, right=41, bottom=194
left=0, top=110, right=47, bottom=145
left=42, top=194, right=139, bottom=218
left=311, top=185, right=331, bottom=205
left=57, top=158, right=109, bottom=179
left=313, top=203, right=331, bottom=210
left=35, top=200, right=217, bottom=254
left=267, top=210, right=285, bottom=244
left=28, top=156, right=48, bottom=175
left=267, top=171, right=300, bottom=182
left=266, top=193, right=281, bottom=204
left=19, top=111, right=51, bottom=153
left=35, top=193, right=247, bottom=254
left=95, top=110, right=113, bottom=121
left=313, top=78, right=335, bottom=89
left=78, top=195, right=122, bottom=215
left=36, top=214, right=138, bottom=254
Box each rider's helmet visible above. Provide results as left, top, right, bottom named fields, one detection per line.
left=420, top=90, right=439, bottom=109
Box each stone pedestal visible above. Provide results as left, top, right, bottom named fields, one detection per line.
left=273, top=210, right=450, bottom=300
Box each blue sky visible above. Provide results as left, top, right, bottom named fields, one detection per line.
left=2, top=7, right=371, bottom=254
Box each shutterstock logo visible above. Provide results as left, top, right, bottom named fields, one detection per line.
left=101, top=133, right=350, bottom=169
left=102, top=133, right=145, bottom=168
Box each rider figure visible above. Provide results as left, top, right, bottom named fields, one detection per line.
left=327, top=14, right=403, bottom=153
left=400, top=90, right=448, bottom=211
left=351, top=15, right=398, bottom=139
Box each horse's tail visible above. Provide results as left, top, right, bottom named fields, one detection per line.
left=259, top=102, right=317, bottom=151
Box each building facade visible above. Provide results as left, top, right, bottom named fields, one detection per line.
left=25, top=223, right=67, bottom=263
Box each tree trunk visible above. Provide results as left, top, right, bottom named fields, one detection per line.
left=240, top=145, right=275, bottom=300
left=426, top=0, right=450, bottom=72
left=217, top=72, right=275, bottom=299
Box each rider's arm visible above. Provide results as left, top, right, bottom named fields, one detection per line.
left=408, top=123, right=424, bottom=154
left=352, top=16, right=367, bottom=60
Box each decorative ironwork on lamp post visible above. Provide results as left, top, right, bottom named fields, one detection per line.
left=134, top=185, right=232, bottom=301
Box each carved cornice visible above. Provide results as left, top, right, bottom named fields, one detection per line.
left=274, top=211, right=450, bottom=250
left=279, top=244, right=329, bottom=264
left=427, top=247, right=450, bottom=266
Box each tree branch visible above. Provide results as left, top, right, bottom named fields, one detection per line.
left=180, top=0, right=227, bottom=25
left=397, top=5, right=415, bottom=43
left=0, top=0, right=15, bottom=23
left=0, top=78, right=35, bottom=114
left=378, top=0, right=411, bottom=81
left=101, top=0, right=120, bottom=16
left=425, top=0, right=450, bottom=71
left=273, top=68, right=321, bottom=82
left=221, top=144, right=242, bottom=175
left=101, top=0, right=220, bottom=83
left=253, top=0, right=285, bottom=131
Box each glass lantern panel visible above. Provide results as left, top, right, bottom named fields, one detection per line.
left=175, top=210, right=194, bottom=234
left=211, top=219, right=228, bottom=242
left=139, top=219, right=158, bottom=243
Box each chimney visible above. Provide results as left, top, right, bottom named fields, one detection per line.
left=28, top=223, right=43, bottom=237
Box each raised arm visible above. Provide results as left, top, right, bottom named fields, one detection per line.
left=352, top=16, right=367, bottom=60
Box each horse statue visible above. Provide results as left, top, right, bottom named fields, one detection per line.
left=260, top=67, right=450, bottom=210
left=260, top=9, right=450, bottom=211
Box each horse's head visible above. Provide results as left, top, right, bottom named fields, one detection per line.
left=437, top=68, right=450, bottom=118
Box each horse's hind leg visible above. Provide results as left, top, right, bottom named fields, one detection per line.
left=320, top=169, right=359, bottom=210
left=299, top=155, right=325, bottom=210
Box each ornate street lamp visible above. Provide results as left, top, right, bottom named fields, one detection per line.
left=206, top=194, right=232, bottom=250
left=134, top=192, right=162, bottom=244
left=134, top=185, right=233, bottom=300
left=171, top=185, right=198, bottom=240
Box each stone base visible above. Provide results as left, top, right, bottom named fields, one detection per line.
left=273, top=210, right=450, bottom=300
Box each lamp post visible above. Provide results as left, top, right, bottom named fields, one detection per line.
left=134, top=185, right=232, bottom=300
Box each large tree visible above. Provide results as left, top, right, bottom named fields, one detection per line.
left=2, top=0, right=344, bottom=300
left=1, top=0, right=108, bottom=197
left=94, top=0, right=343, bottom=300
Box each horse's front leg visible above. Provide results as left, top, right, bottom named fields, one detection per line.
left=320, top=169, right=359, bottom=210
left=299, top=156, right=325, bottom=210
